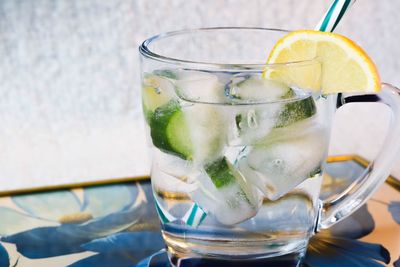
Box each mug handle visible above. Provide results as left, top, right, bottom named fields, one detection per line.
left=318, top=83, right=400, bottom=230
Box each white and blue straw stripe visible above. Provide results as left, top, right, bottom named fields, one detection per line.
left=154, top=198, right=176, bottom=224
left=182, top=203, right=208, bottom=227
left=315, top=0, right=355, bottom=32
left=155, top=198, right=207, bottom=227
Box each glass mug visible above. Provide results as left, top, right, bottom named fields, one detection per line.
left=139, top=28, right=400, bottom=266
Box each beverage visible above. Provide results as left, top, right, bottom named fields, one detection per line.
left=142, top=68, right=331, bottom=262
left=139, top=28, right=400, bottom=266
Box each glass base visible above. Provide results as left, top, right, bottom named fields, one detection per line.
left=165, top=232, right=308, bottom=267
left=168, top=250, right=306, bottom=267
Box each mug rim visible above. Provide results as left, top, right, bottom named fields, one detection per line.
left=139, top=27, right=319, bottom=71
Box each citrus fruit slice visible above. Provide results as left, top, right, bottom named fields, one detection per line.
left=142, top=73, right=176, bottom=122
left=150, top=100, right=192, bottom=159
left=265, top=30, right=381, bottom=94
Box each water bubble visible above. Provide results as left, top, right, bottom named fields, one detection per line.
left=272, top=158, right=285, bottom=171
left=229, top=86, right=238, bottom=98
left=155, top=86, right=162, bottom=94
left=247, top=109, right=258, bottom=129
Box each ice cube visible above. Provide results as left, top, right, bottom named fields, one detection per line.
left=224, top=75, right=292, bottom=146
left=238, top=124, right=328, bottom=200
left=224, top=74, right=290, bottom=102
left=182, top=103, right=228, bottom=165
left=256, top=116, right=321, bottom=145
left=227, top=105, right=281, bottom=146
left=240, top=193, right=316, bottom=232
left=174, top=70, right=226, bottom=103
left=223, top=145, right=249, bottom=166
left=166, top=70, right=228, bottom=164
left=151, top=159, right=197, bottom=195
left=188, top=158, right=263, bottom=225
left=153, top=148, right=193, bottom=179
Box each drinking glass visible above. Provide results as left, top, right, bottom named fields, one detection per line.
left=139, top=27, right=400, bottom=266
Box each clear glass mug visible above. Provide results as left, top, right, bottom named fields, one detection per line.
left=139, top=28, right=400, bottom=266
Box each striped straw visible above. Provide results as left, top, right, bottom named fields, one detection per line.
left=155, top=196, right=207, bottom=227
left=315, top=0, right=355, bottom=32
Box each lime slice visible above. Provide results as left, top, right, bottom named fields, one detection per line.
left=205, top=158, right=236, bottom=188
left=205, top=157, right=258, bottom=208
left=149, top=100, right=226, bottom=161
left=150, top=100, right=192, bottom=159
left=275, top=90, right=316, bottom=128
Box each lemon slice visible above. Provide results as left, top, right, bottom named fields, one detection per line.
left=265, top=30, right=381, bottom=94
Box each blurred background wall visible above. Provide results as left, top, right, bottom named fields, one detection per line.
left=0, top=0, right=399, bottom=190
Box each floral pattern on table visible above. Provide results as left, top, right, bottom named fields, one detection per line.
left=389, top=202, right=400, bottom=225
left=0, top=182, right=163, bottom=266
left=69, top=232, right=165, bottom=267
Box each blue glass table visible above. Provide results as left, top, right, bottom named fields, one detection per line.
left=0, top=155, right=398, bottom=267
